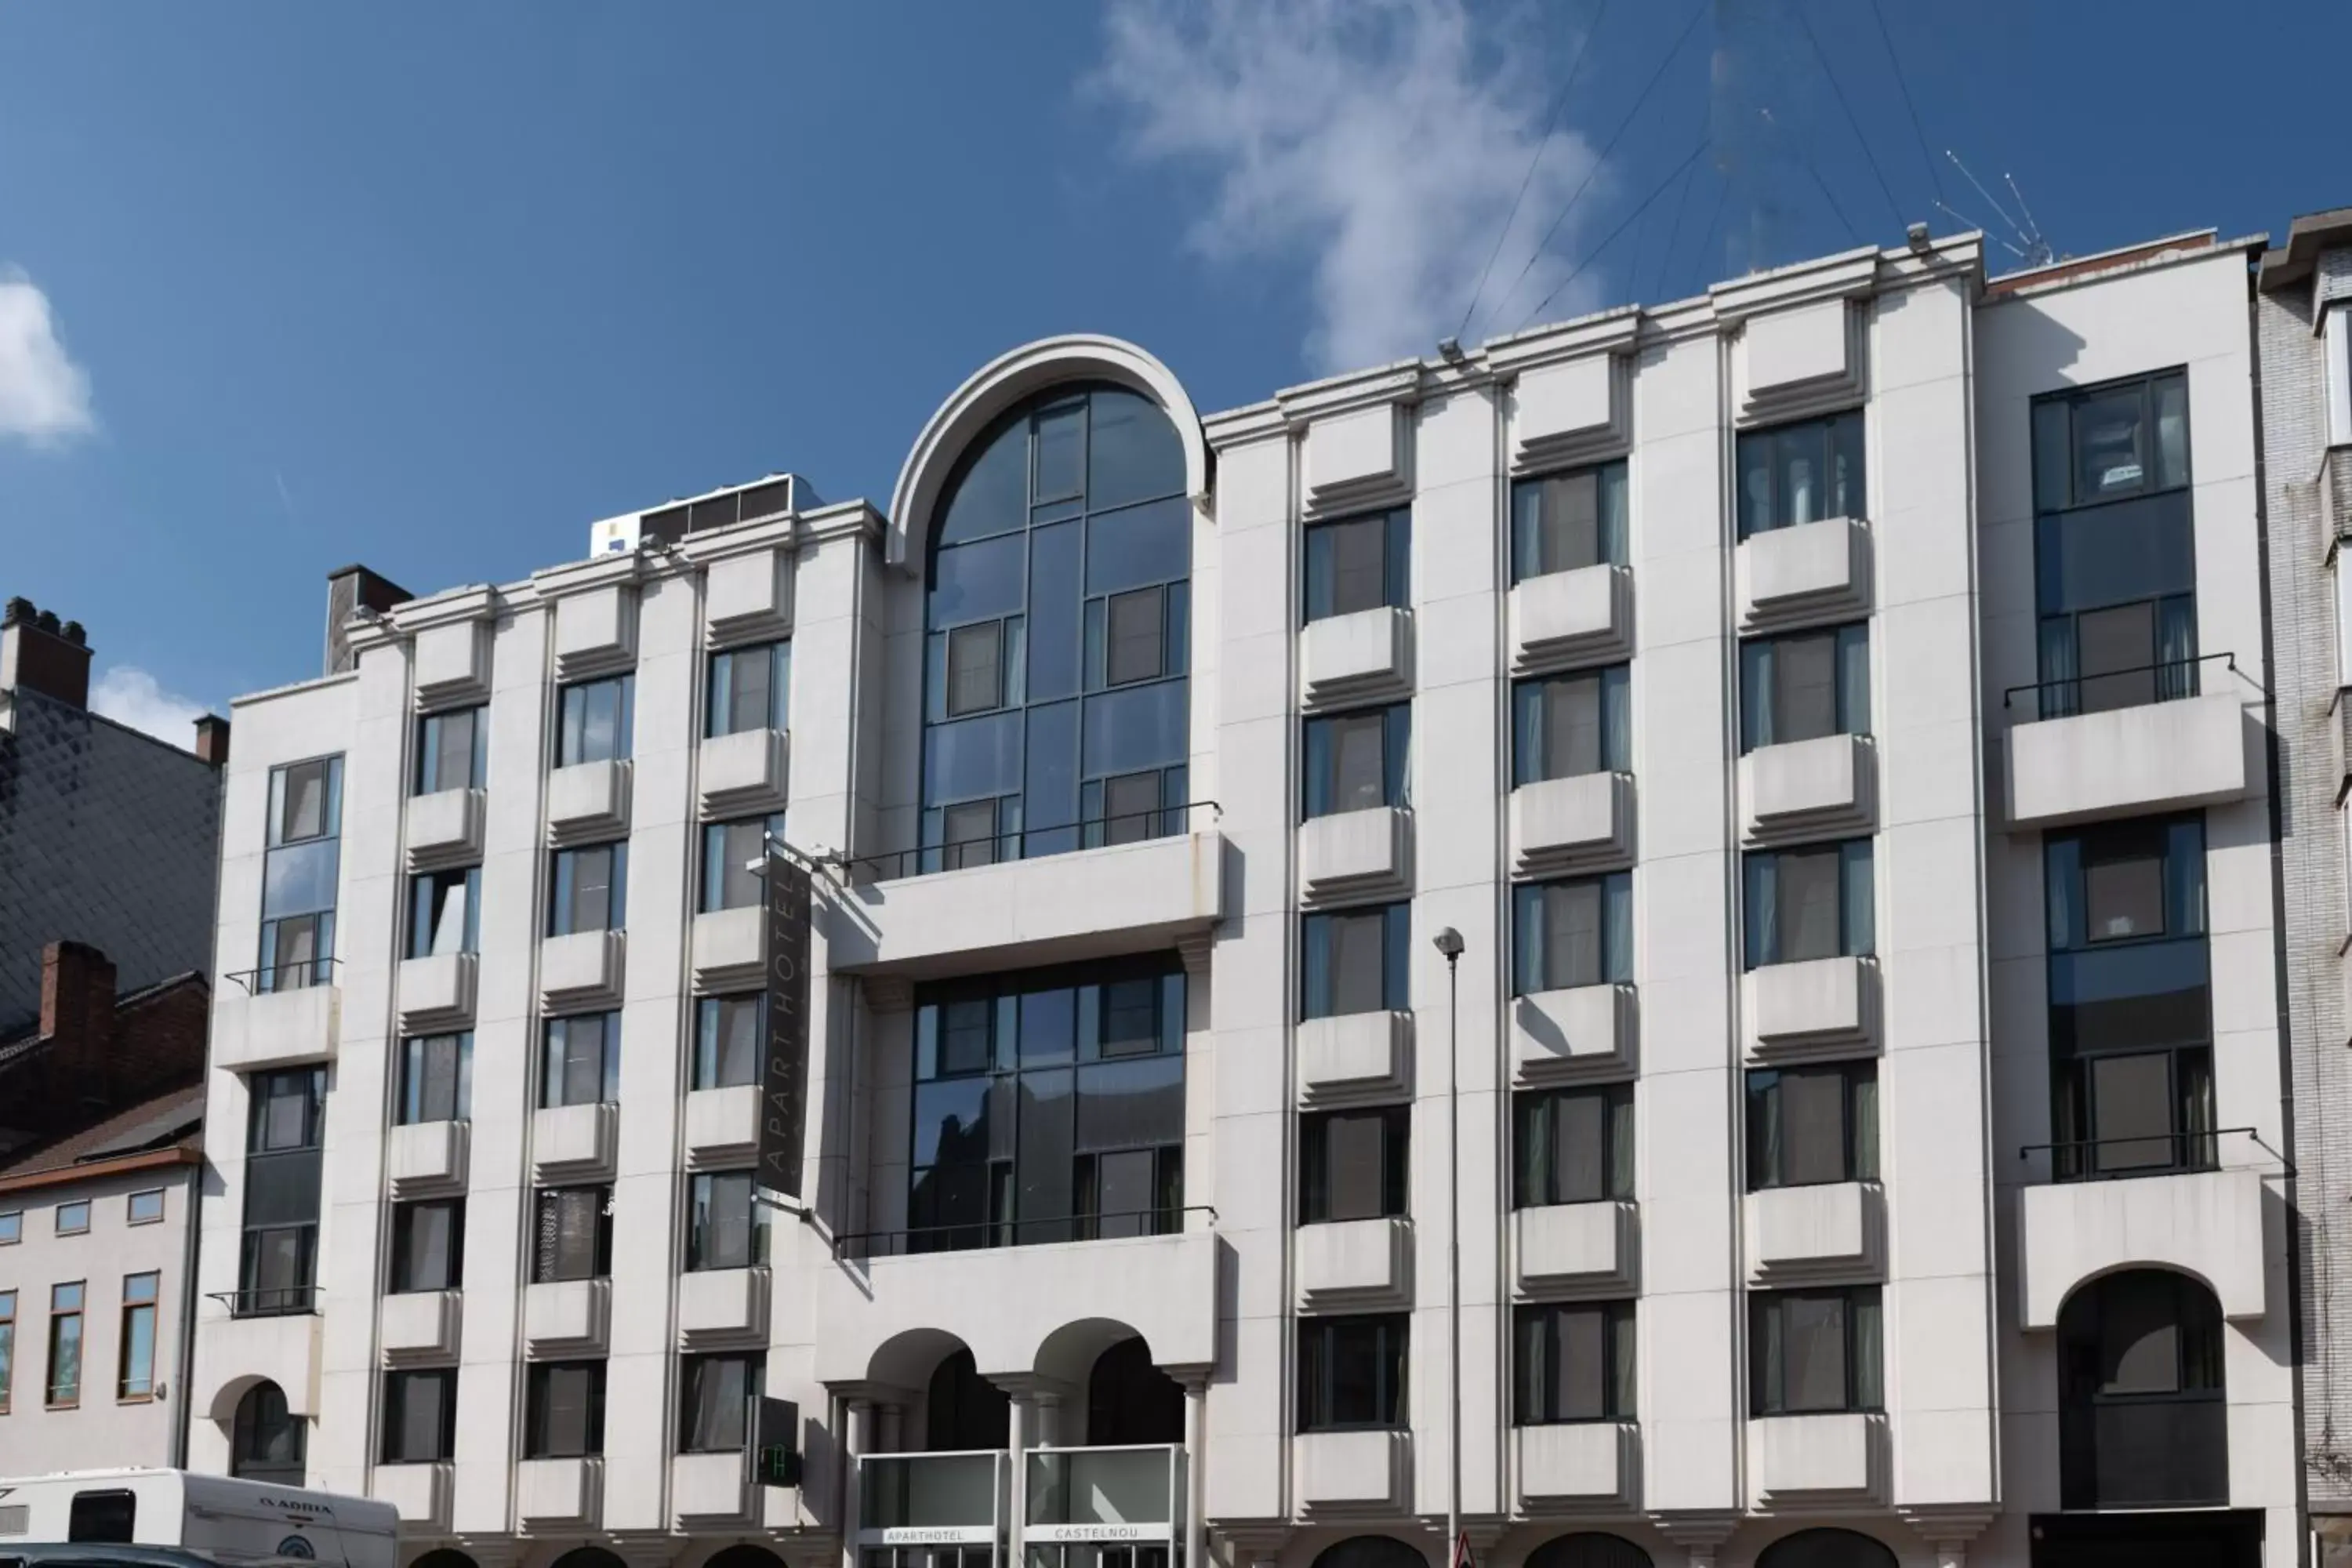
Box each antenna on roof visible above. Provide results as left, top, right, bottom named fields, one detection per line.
left=1941, top=148, right=2053, bottom=267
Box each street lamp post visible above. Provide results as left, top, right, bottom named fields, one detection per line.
left=1432, top=926, right=1465, bottom=1568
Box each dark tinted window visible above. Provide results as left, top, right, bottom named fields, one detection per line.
left=1305, top=508, right=1410, bottom=621
left=1513, top=874, right=1632, bottom=995
left=557, top=676, right=633, bottom=766
left=1298, top=1314, right=1408, bottom=1431
left=381, top=1369, right=457, bottom=1462
left=415, top=707, right=486, bottom=795
left=1512, top=463, right=1628, bottom=582
left=526, top=1361, right=607, bottom=1458
left=1301, top=1106, right=1410, bottom=1223
left=1305, top=705, right=1410, bottom=817
left=1740, top=625, right=1869, bottom=752
left=1515, top=1085, right=1634, bottom=1207
left=1746, top=1063, right=1878, bottom=1189
left=1513, top=666, right=1630, bottom=784
left=1744, top=840, right=1874, bottom=967
left=1514, top=1302, right=1635, bottom=1423
left=1302, top=903, right=1410, bottom=1018
left=1737, top=411, right=1864, bottom=538
left=1750, top=1287, right=1882, bottom=1415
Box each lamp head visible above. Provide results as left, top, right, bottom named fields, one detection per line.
left=1432, top=927, right=1465, bottom=960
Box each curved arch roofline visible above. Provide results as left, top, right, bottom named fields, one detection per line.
left=887, top=334, right=1209, bottom=570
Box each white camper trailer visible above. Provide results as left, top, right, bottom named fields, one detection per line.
left=0, top=1471, right=396, bottom=1568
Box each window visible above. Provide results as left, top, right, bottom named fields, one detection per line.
left=542, top=1014, right=620, bottom=1108
left=1298, top=1314, right=1408, bottom=1431
left=126, top=1189, right=165, bottom=1225
left=695, top=996, right=762, bottom=1090
left=909, top=956, right=1188, bottom=1251
left=1302, top=902, right=1411, bottom=1019
left=1513, top=666, right=1631, bottom=784
left=46, top=1282, right=83, bottom=1407
left=557, top=674, right=634, bottom=767
left=68, top=1490, right=136, bottom=1543
left=380, top=1370, right=456, bottom=1463
left=1512, top=462, right=1628, bottom=583
left=2031, top=372, right=2196, bottom=717
left=413, top=707, right=486, bottom=795
left=389, top=1200, right=463, bottom=1293
left=230, top=1381, right=306, bottom=1483
left=1746, top=1062, right=1878, bottom=1189
left=1515, top=1085, right=1635, bottom=1207
left=701, top=815, right=784, bottom=913
left=1300, top=1106, right=1410, bottom=1224
left=1515, top=1301, right=1635, bottom=1423
left=548, top=842, right=627, bottom=935
left=0, top=1210, right=16, bottom=1244
left=707, top=641, right=791, bottom=738
left=397, top=1033, right=472, bottom=1124
left=924, top=384, right=1191, bottom=869
left=56, top=1200, right=90, bottom=1236
left=1305, top=507, right=1410, bottom=621
left=533, top=1187, right=613, bottom=1283
left=2328, top=305, right=2352, bottom=452
left=1750, top=1287, right=1882, bottom=1416
left=1513, top=874, right=1632, bottom=996
left=0, top=1290, right=13, bottom=1414
left=407, top=866, right=480, bottom=959
left=2045, top=816, right=2212, bottom=1180
left=118, top=1273, right=158, bottom=1400
left=525, top=1362, right=607, bottom=1458
left=1304, top=705, right=1410, bottom=818
left=687, top=1171, right=767, bottom=1271
left=2056, top=1269, right=2227, bottom=1509
left=238, top=1067, right=326, bottom=1316
left=679, top=1352, right=763, bottom=1451
left=1737, top=410, right=1865, bottom=539
left=260, top=756, right=343, bottom=991
left=1744, top=840, right=1874, bottom=968
left=1740, top=624, right=1870, bottom=752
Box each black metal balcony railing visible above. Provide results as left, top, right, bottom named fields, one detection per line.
left=227, top=958, right=342, bottom=996
left=2002, top=650, right=2234, bottom=722
left=210, top=1286, right=320, bottom=1318
left=2018, top=1127, right=2260, bottom=1184
left=841, top=800, right=1222, bottom=884
left=833, top=1205, right=1217, bottom=1261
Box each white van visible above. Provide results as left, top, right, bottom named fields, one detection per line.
left=0, top=1470, right=397, bottom=1568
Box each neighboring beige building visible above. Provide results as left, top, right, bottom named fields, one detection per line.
left=184, top=225, right=2292, bottom=1568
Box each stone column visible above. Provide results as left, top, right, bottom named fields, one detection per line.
left=841, top=1396, right=876, bottom=1568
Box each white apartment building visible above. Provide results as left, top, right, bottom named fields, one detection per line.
left=184, top=226, right=2291, bottom=1568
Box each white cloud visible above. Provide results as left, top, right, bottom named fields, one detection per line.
left=0, top=270, right=95, bottom=445
left=90, top=666, right=207, bottom=747
left=1093, top=0, right=1604, bottom=372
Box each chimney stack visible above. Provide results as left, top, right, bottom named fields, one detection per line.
left=194, top=713, right=232, bottom=766
left=38, top=940, right=118, bottom=1105
left=324, top=565, right=412, bottom=677
left=1, top=596, right=93, bottom=709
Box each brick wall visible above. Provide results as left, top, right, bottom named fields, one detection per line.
left=0, top=942, right=208, bottom=1154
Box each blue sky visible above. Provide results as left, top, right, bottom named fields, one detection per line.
left=0, top=1, right=2339, bottom=742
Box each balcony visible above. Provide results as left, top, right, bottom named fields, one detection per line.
left=1736, top=515, right=1870, bottom=633
left=1025, top=1445, right=1182, bottom=1547
left=552, top=581, right=637, bottom=681
left=1742, top=956, right=1875, bottom=1060
left=691, top=906, right=765, bottom=992
left=1510, top=773, right=1635, bottom=877
left=1300, top=607, right=1413, bottom=710
left=1296, top=1011, right=1413, bottom=1105
left=1298, top=808, right=1412, bottom=905
left=546, top=759, right=630, bottom=844
left=1515, top=1423, right=1636, bottom=1510
left=858, top=1451, right=1005, bottom=1548
left=700, top=728, right=791, bottom=818
left=1748, top=1413, right=1883, bottom=1504
left=1515, top=1202, right=1638, bottom=1296
left=191, top=1305, right=321, bottom=1425
left=524, top=1279, right=611, bottom=1359
left=212, top=979, right=339, bottom=1072
left=686, top=1086, right=764, bottom=1167
left=1294, top=1429, right=1410, bottom=1515
left=2062, top=1396, right=2228, bottom=1512
left=2017, top=1166, right=2265, bottom=1330
left=379, top=1290, right=462, bottom=1366
left=532, top=1102, right=618, bottom=1185
left=1744, top=1183, right=1884, bottom=1284
left=405, top=788, right=485, bottom=872
left=1741, top=735, right=1875, bottom=844
left=1509, top=564, right=1634, bottom=674
left=387, top=1120, right=468, bottom=1199
left=395, top=953, right=476, bottom=1035
left=1510, top=985, right=1635, bottom=1085
left=1296, top=1217, right=1412, bottom=1312
left=673, top=1450, right=753, bottom=1528
left=370, top=1462, right=451, bottom=1530
left=542, top=930, right=625, bottom=1012
left=412, top=619, right=491, bottom=709
left=517, top=1457, right=602, bottom=1530
left=831, top=827, right=1224, bottom=983
left=706, top=545, right=793, bottom=644
left=2004, top=688, right=2255, bottom=831
left=679, top=1266, right=770, bottom=1347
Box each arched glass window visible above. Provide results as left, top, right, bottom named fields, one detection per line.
left=704, top=1549, right=789, bottom=1568
left=1086, top=1334, right=1184, bottom=1445
left=230, top=1380, right=306, bottom=1484
left=1525, top=1535, right=1653, bottom=1568
left=2058, top=1268, right=2227, bottom=1509
left=922, top=384, right=1190, bottom=870
left=1754, top=1530, right=1897, bottom=1568
left=926, top=1347, right=1011, bottom=1450
left=1309, top=1538, right=1428, bottom=1568
left=412, top=1552, right=480, bottom=1568
left=548, top=1551, right=627, bottom=1568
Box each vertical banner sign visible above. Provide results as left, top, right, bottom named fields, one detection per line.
left=758, top=849, right=813, bottom=1200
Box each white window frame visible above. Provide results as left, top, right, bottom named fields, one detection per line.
left=2326, top=303, right=2352, bottom=450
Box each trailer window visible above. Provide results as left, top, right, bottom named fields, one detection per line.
left=67, top=1489, right=136, bottom=1542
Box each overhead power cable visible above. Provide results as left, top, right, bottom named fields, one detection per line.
left=1682, top=169, right=1732, bottom=297
left=1457, top=0, right=1613, bottom=340
left=1486, top=0, right=1709, bottom=330
left=1791, top=0, right=1904, bottom=231
left=1646, top=101, right=1710, bottom=302
left=1867, top=0, right=1944, bottom=206
left=1761, top=106, right=1859, bottom=248
left=1517, top=132, right=1712, bottom=331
